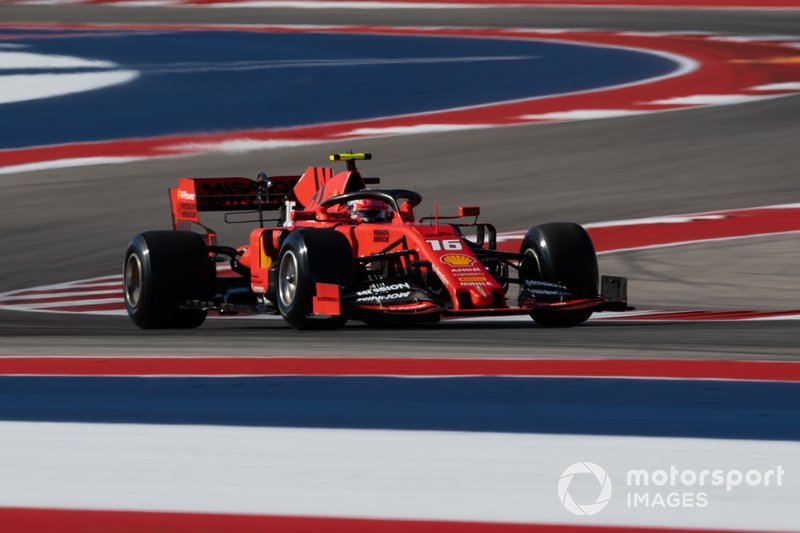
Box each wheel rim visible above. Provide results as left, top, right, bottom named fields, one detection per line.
left=522, top=247, right=542, bottom=280
left=278, top=251, right=298, bottom=307
left=124, top=253, right=143, bottom=308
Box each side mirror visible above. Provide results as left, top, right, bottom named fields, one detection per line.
left=458, top=206, right=480, bottom=218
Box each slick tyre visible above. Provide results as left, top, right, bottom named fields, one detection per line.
left=123, top=231, right=212, bottom=329
left=277, top=229, right=354, bottom=330
left=519, top=222, right=598, bottom=328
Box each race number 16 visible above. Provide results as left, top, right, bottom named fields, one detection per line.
left=426, top=239, right=463, bottom=251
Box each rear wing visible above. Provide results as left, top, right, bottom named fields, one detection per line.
left=170, top=175, right=300, bottom=231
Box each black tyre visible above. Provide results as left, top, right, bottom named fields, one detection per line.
left=519, top=222, right=598, bottom=327
left=123, top=231, right=213, bottom=329
left=276, top=229, right=354, bottom=330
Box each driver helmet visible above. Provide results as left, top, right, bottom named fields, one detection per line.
left=347, top=198, right=390, bottom=223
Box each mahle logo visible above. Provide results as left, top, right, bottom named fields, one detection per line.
left=558, top=462, right=612, bottom=516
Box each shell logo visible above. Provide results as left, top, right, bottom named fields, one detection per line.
left=440, top=254, right=475, bottom=266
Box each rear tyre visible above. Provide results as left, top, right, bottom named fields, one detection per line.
left=276, top=229, right=354, bottom=330
left=123, top=231, right=212, bottom=329
left=519, top=222, right=598, bottom=328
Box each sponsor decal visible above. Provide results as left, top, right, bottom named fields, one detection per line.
left=528, top=289, right=567, bottom=296
left=354, top=282, right=415, bottom=304
left=198, top=180, right=256, bottom=197
left=457, top=276, right=487, bottom=282
left=523, top=279, right=568, bottom=290
left=440, top=254, right=475, bottom=267
left=178, top=194, right=198, bottom=221
left=357, top=292, right=411, bottom=304
left=356, top=282, right=411, bottom=297
left=460, top=281, right=493, bottom=288
left=450, top=266, right=483, bottom=274
left=197, top=179, right=260, bottom=208
left=373, top=229, right=390, bottom=243
left=521, top=279, right=571, bottom=300
left=179, top=209, right=197, bottom=219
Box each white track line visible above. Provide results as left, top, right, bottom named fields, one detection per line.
left=520, top=109, right=650, bottom=120
left=751, top=82, right=800, bottom=91
left=1, top=422, right=797, bottom=531
left=648, top=94, right=780, bottom=105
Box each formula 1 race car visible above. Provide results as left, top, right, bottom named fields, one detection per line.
left=123, top=153, right=628, bottom=329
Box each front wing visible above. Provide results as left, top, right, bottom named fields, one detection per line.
left=311, top=275, right=630, bottom=319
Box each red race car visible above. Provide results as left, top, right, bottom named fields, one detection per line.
left=123, top=153, right=628, bottom=329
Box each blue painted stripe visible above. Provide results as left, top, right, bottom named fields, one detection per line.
left=0, top=29, right=677, bottom=149
left=0, top=377, right=797, bottom=440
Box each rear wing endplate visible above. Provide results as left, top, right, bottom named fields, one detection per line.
left=169, top=175, right=300, bottom=231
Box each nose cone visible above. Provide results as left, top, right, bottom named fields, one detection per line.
left=469, top=287, right=494, bottom=307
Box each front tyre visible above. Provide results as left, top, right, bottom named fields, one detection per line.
left=519, top=222, right=598, bottom=328
left=123, top=231, right=212, bottom=329
left=277, top=229, right=354, bottom=330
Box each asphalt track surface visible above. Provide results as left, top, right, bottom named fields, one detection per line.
left=0, top=5, right=798, bottom=359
